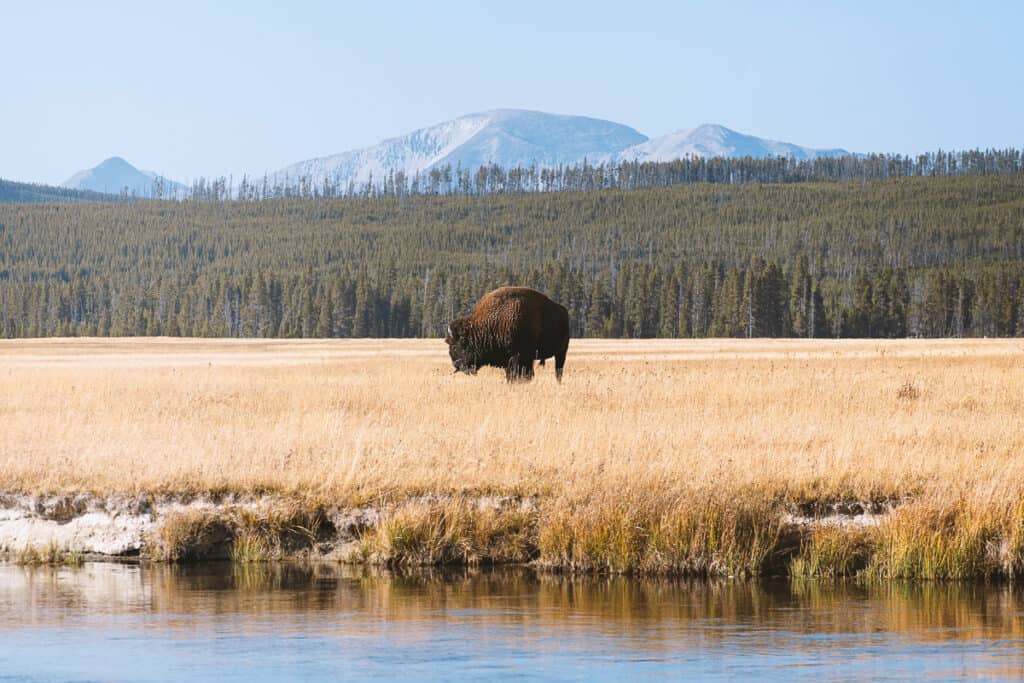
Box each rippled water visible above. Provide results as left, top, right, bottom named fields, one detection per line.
left=1, top=563, right=1023, bottom=681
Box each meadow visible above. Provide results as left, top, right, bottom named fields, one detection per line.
left=2, top=337, right=1023, bottom=578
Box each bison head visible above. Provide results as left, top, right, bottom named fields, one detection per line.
left=445, top=318, right=479, bottom=375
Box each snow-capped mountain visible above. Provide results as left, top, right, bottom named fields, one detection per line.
left=267, top=112, right=850, bottom=189
left=62, top=157, right=187, bottom=197
left=269, top=109, right=648, bottom=187
left=611, top=124, right=849, bottom=163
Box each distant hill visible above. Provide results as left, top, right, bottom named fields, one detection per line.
left=62, top=157, right=187, bottom=198
left=265, top=109, right=849, bottom=188
left=610, top=123, right=849, bottom=163
left=0, top=178, right=118, bottom=203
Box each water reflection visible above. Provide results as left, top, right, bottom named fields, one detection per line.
left=2, top=563, right=1023, bottom=681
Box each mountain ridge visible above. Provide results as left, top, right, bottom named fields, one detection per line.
left=271, top=109, right=649, bottom=188
left=266, top=110, right=850, bottom=188
left=59, top=111, right=853, bottom=196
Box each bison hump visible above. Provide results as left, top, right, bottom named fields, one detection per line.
left=471, top=287, right=545, bottom=342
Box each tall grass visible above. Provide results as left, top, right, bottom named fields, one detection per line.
left=14, top=540, right=84, bottom=566
left=2, top=337, right=1023, bottom=576
left=149, top=504, right=325, bottom=562
left=358, top=498, right=535, bottom=566
left=537, top=494, right=782, bottom=576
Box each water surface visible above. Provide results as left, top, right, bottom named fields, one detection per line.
left=1, top=563, right=1023, bottom=681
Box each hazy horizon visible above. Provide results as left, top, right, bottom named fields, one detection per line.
left=2, top=0, right=1021, bottom=185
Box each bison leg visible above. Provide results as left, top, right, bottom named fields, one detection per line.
left=505, top=354, right=534, bottom=383
left=505, top=356, right=519, bottom=382
left=520, top=358, right=535, bottom=381
left=554, top=344, right=568, bottom=383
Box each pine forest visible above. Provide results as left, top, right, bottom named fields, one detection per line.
left=1, top=152, right=1023, bottom=339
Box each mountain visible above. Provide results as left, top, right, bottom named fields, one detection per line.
left=267, top=112, right=851, bottom=189
left=55, top=115, right=852, bottom=197
left=611, top=124, right=849, bottom=163
left=62, top=157, right=187, bottom=197
left=269, top=109, right=648, bottom=188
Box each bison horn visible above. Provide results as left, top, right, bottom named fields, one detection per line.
left=446, top=324, right=453, bottom=339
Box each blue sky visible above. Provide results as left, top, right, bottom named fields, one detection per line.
left=2, top=1, right=1021, bottom=184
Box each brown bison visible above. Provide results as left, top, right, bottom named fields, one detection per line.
left=445, top=286, right=570, bottom=382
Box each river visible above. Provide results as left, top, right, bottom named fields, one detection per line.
left=1, top=562, right=1022, bottom=681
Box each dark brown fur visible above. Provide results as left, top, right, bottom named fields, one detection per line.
left=445, top=286, right=570, bottom=382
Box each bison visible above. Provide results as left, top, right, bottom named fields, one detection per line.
left=445, top=286, right=570, bottom=382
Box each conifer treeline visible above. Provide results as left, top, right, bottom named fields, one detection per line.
left=1, top=176, right=1022, bottom=339
left=218, top=148, right=1024, bottom=201
left=0, top=178, right=117, bottom=204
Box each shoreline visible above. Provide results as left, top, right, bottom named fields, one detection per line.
left=4, top=491, right=1016, bottom=580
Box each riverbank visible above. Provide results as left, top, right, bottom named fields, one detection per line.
left=2, top=338, right=1022, bottom=578
left=3, top=490, right=1024, bottom=580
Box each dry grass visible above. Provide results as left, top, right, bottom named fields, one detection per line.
left=790, top=526, right=873, bottom=578
left=148, top=503, right=325, bottom=562
left=358, top=498, right=536, bottom=566
left=537, top=493, right=783, bottom=576
left=14, top=540, right=84, bottom=567
left=2, top=337, right=1023, bottom=575
left=148, top=509, right=231, bottom=562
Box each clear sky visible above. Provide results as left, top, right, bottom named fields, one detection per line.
left=2, top=0, right=1021, bottom=185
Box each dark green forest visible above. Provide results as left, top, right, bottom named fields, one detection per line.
left=1, top=170, right=1023, bottom=339
left=0, top=179, right=117, bottom=204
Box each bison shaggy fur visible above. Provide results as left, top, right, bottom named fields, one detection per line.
left=445, top=286, right=570, bottom=382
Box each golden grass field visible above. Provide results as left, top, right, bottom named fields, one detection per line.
left=2, top=337, right=1024, bottom=577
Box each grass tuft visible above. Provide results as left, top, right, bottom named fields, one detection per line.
left=15, top=540, right=84, bottom=566
left=863, top=502, right=999, bottom=580
left=789, top=526, right=872, bottom=578
left=896, top=381, right=921, bottom=401
left=148, top=509, right=231, bottom=562
left=538, top=495, right=782, bottom=576
left=230, top=504, right=325, bottom=562
left=150, top=503, right=326, bottom=563
left=359, top=498, right=535, bottom=566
